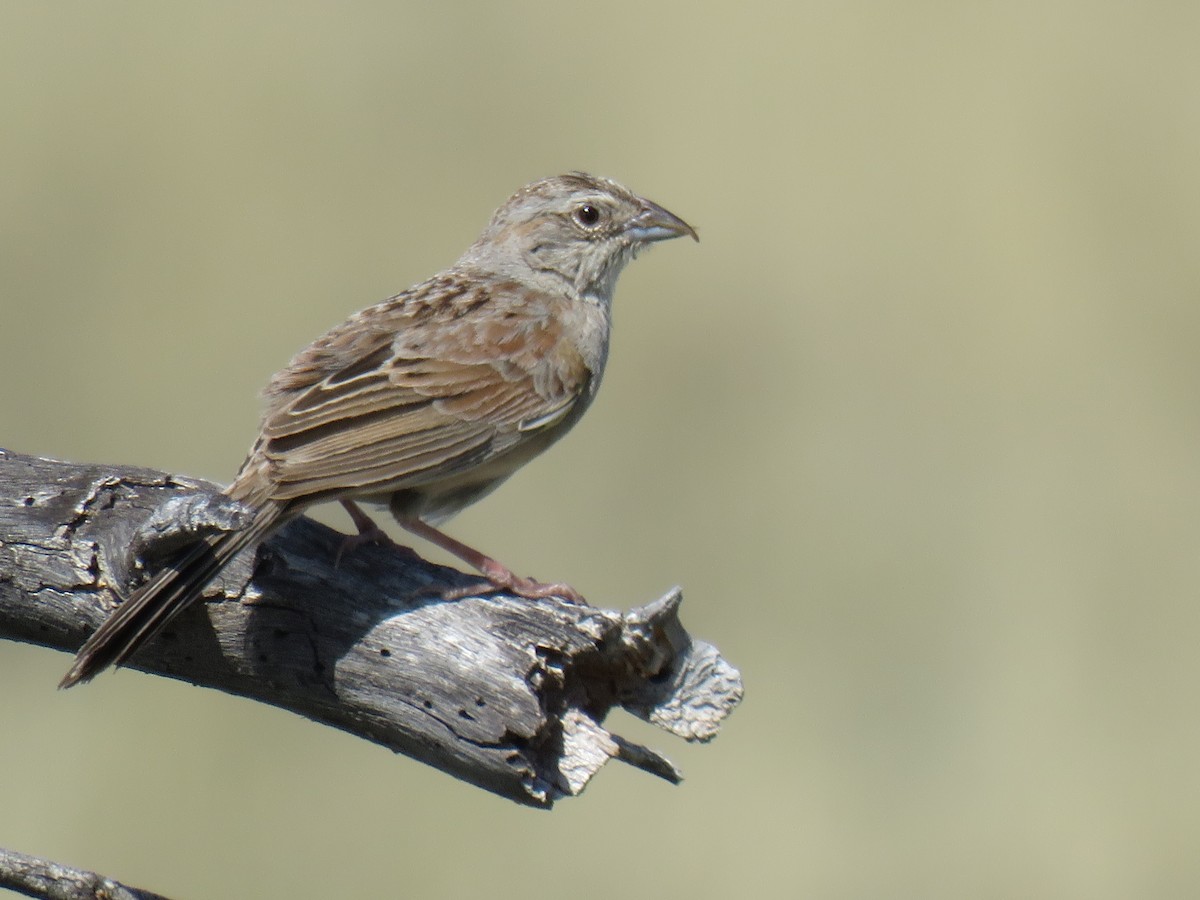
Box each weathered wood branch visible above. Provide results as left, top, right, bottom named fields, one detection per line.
left=0, top=450, right=742, bottom=808
left=0, top=845, right=171, bottom=900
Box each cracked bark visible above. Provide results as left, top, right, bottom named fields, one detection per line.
left=0, top=846, right=171, bottom=900
left=0, top=449, right=742, bottom=809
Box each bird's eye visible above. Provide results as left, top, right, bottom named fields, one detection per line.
left=574, top=203, right=601, bottom=228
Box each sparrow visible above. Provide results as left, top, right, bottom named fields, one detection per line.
left=60, top=172, right=696, bottom=687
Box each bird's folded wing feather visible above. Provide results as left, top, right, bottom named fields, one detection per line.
left=248, top=280, right=588, bottom=500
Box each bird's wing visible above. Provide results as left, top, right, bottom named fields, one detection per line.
left=248, top=277, right=590, bottom=501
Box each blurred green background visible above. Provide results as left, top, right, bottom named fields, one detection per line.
left=3, top=2, right=1200, bottom=897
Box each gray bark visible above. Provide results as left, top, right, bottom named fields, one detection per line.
left=0, top=449, right=742, bottom=809
left=0, top=846, right=172, bottom=900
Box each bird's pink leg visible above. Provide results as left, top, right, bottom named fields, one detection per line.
left=398, top=517, right=586, bottom=604
left=336, top=500, right=415, bottom=567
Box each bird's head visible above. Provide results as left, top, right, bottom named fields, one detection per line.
left=461, top=172, right=697, bottom=301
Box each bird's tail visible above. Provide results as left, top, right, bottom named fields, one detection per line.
left=59, top=501, right=284, bottom=688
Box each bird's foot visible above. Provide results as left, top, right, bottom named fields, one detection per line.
left=336, top=500, right=418, bottom=568
left=441, top=559, right=587, bottom=605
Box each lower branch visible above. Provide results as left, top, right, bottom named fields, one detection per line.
left=0, top=450, right=742, bottom=807
left=0, top=845, right=170, bottom=900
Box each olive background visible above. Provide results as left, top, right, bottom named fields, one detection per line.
left=3, top=3, right=1200, bottom=898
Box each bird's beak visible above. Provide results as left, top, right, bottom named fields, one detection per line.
left=627, top=199, right=699, bottom=243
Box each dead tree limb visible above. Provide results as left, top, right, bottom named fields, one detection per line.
left=0, top=450, right=742, bottom=807
left=0, top=845, right=171, bottom=900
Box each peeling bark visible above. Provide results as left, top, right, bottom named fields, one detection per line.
left=0, top=450, right=742, bottom=808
